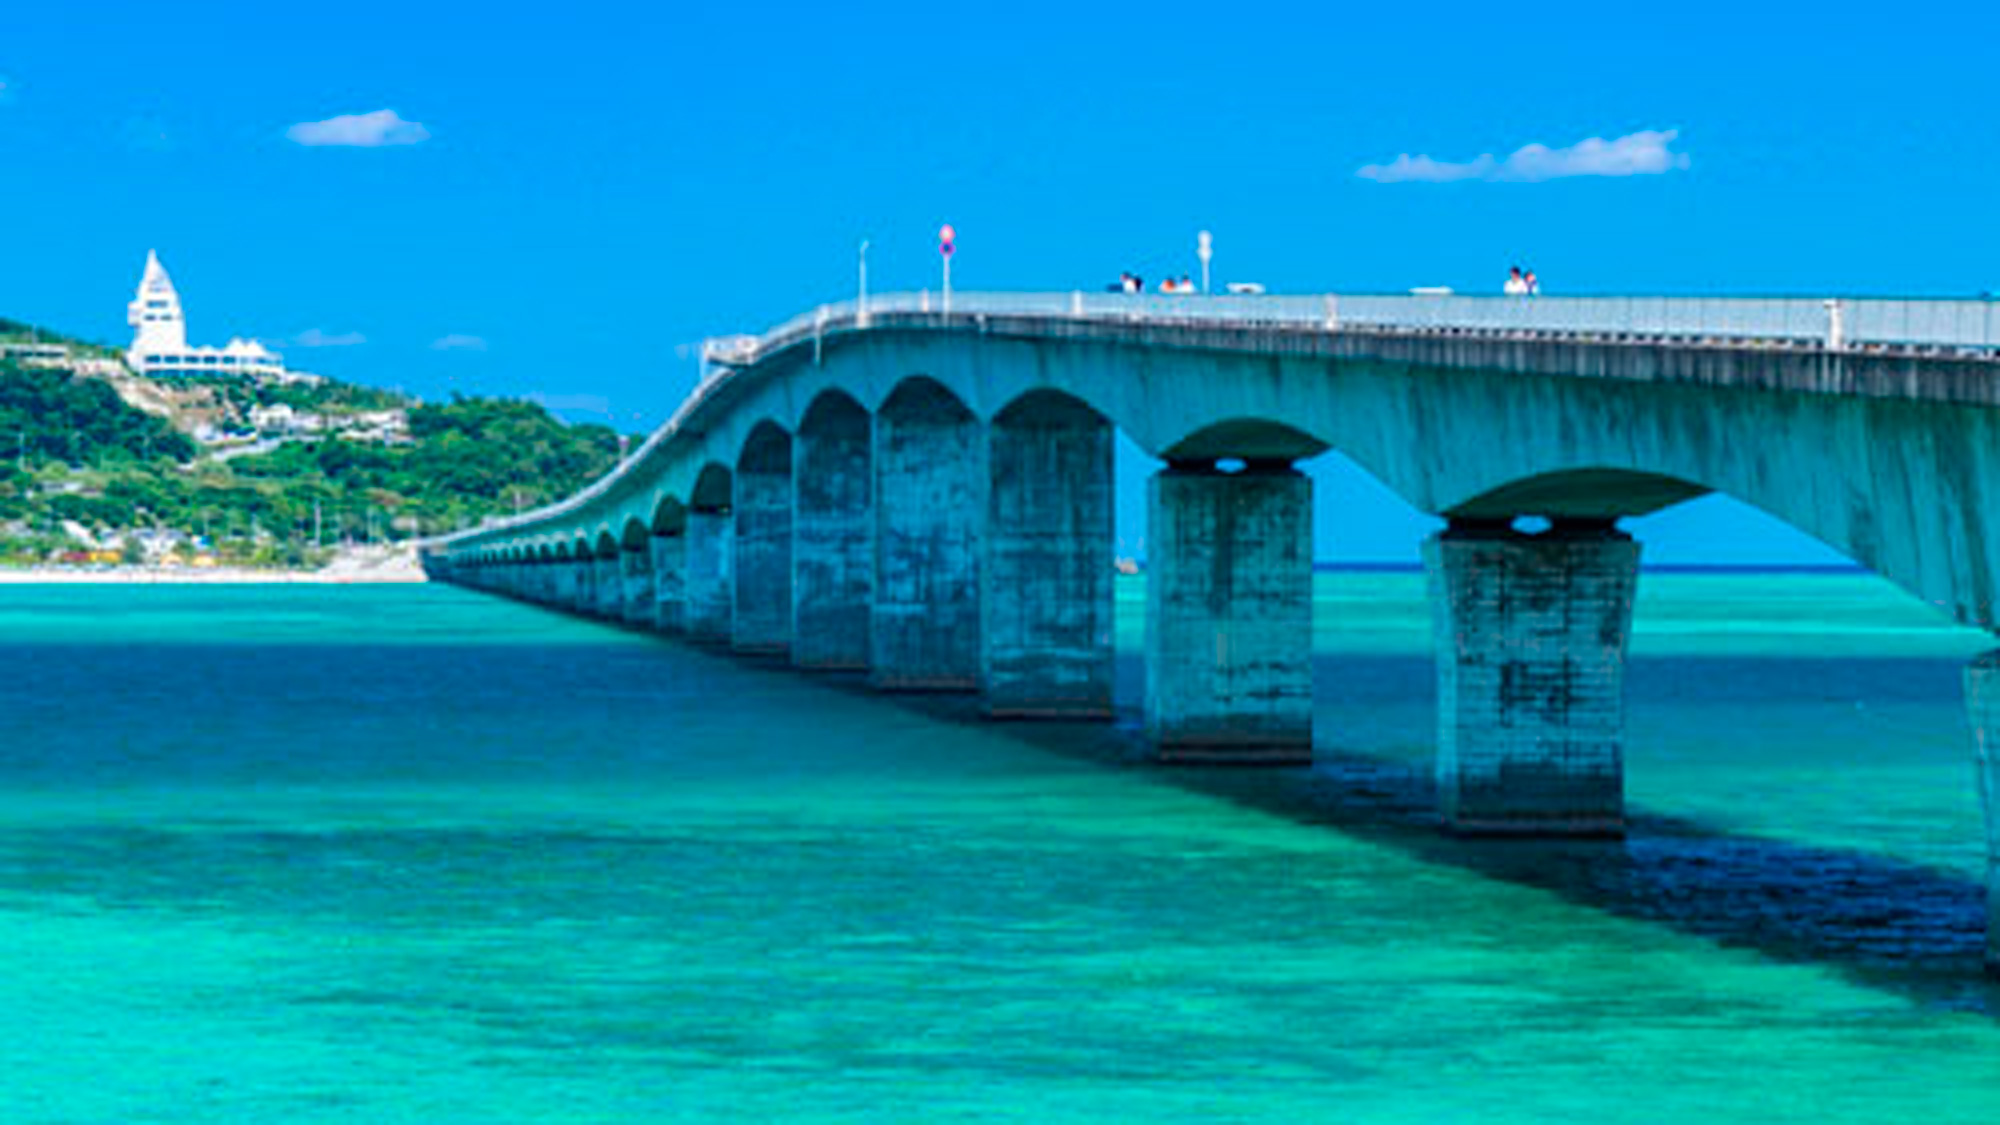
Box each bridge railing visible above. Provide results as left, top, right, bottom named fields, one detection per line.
left=440, top=291, right=2000, bottom=549
left=704, top=292, right=2000, bottom=372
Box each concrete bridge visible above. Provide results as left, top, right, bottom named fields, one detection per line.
left=423, top=290, right=2000, bottom=973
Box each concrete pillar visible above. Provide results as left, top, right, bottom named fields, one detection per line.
left=872, top=380, right=982, bottom=690
left=793, top=395, right=872, bottom=670
left=652, top=533, right=686, bottom=632
left=572, top=558, right=595, bottom=614
left=595, top=555, right=622, bottom=619
left=686, top=510, right=734, bottom=643
left=1145, top=462, right=1313, bottom=762
left=1424, top=520, right=1639, bottom=836
left=1965, top=651, right=2000, bottom=976
left=734, top=430, right=794, bottom=653
left=621, top=546, right=654, bottom=626
left=981, top=393, right=1115, bottom=718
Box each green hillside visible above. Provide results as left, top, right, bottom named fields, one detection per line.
left=0, top=344, right=626, bottom=567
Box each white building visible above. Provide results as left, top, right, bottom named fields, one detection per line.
left=126, top=250, right=288, bottom=379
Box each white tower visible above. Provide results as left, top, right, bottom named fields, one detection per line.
left=127, top=249, right=187, bottom=359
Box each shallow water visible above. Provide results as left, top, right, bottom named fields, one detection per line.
left=1, top=574, right=1997, bottom=1122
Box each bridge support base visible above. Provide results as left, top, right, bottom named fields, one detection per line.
left=1965, top=651, right=2000, bottom=977
left=652, top=532, right=686, bottom=633
left=594, top=557, right=622, bottom=620
left=871, top=382, right=982, bottom=691
left=1145, top=462, right=1313, bottom=762
left=982, top=394, right=1115, bottom=718
left=1425, top=519, right=1638, bottom=837
left=735, top=441, right=794, bottom=655
left=686, top=510, right=734, bottom=644
left=622, top=548, right=654, bottom=626
left=793, top=399, right=873, bottom=670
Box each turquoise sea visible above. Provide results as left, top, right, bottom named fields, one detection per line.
left=2, top=573, right=1999, bottom=1122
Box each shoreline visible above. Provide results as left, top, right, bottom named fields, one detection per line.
left=0, top=568, right=426, bottom=585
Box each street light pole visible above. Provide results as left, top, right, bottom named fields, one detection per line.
left=858, top=239, right=870, bottom=326
left=1198, top=230, right=1213, bottom=295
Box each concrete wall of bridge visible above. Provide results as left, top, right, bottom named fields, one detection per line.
left=426, top=322, right=2000, bottom=973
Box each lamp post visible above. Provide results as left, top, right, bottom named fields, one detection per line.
left=858, top=239, right=870, bottom=326
left=1198, top=230, right=1213, bottom=295
left=939, top=224, right=956, bottom=315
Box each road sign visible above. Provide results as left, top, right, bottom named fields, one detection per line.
left=1198, top=230, right=1213, bottom=261
left=940, top=224, right=956, bottom=258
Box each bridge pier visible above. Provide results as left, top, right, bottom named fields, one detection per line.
left=1425, top=518, right=1638, bottom=836
left=1145, top=461, right=1313, bottom=762
left=652, top=531, right=686, bottom=632
left=573, top=557, right=597, bottom=614
left=872, top=380, right=983, bottom=691
left=734, top=429, right=794, bottom=654
left=1965, top=652, right=2000, bottom=976
left=685, top=507, right=734, bottom=644
left=793, top=395, right=872, bottom=670
left=981, top=393, right=1115, bottom=718
left=621, top=543, right=654, bottom=626
left=595, top=552, right=622, bottom=619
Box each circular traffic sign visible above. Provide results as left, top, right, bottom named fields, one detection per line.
left=940, top=224, right=956, bottom=244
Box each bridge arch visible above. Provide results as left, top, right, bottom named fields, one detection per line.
left=692, top=463, right=733, bottom=514
left=619, top=517, right=650, bottom=552
left=651, top=494, right=688, bottom=536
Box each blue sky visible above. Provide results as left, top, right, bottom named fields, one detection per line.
left=3, top=0, right=1996, bottom=563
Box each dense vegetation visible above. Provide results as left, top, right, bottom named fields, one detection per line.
left=0, top=356, right=625, bottom=567
left=0, top=317, right=122, bottom=358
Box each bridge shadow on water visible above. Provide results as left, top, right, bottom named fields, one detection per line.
left=703, top=642, right=2000, bottom=1017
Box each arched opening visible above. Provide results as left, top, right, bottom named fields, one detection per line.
left=874, top=376, right=982, bottom=689
left=734, top=422, right=795, bottom=652
left=651, top=495, right=688, bottom=537
left=692, top=463, right=733, bottom=514
left=795, top=390, right=873, bottom=669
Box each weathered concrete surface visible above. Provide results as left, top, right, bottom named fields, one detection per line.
left=621, top=546, right=654, bottom=626
left=651, top=533, right=686, bottom=632
left=1426, top=522, right=1639, bottom=836
left=434, top=327, right=2000, bottom=631
left=981, top=391, right=1115, bottom=718
left=734, top=425, right=794, bottom=654
left=685, top=510, right=733, bottom=644
left=1967, top=651, right=2000, bottom=976
left=1145, top=465, right=1313, bottom=761
left=595, top=556, right=623, bottom=619
left=872, top=378, right=983, bottom=690
left=793, top=392, right=872, bottom=670
left=573, top=559, right=596, bottom=615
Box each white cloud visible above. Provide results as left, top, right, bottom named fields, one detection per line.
left=1358, top=129, right=1690, bottom=184
left=430, top=333, right=487, bottom=352
left=285, top=109, right=430, bottom=148
left=291, top=328, right=367, bottom=348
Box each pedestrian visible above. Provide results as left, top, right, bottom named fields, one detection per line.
left=1504, top=266, right=1526, bottom=296
left=1524, top=269, right=1540, bottom=296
